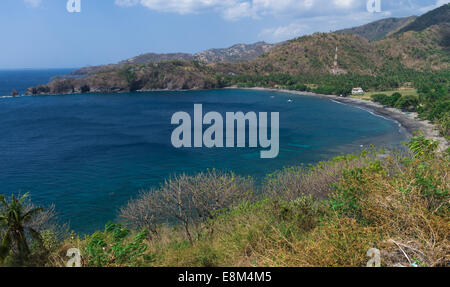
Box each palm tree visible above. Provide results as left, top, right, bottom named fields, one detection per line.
left=0, top=193, right=43, bottom=265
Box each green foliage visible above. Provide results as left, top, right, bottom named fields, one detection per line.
left=329, top=162, right=385, bottom=224
left=413, top=163, right=447, bottom=199
left=415, top=79, right=450, bottom=136
left=371, top=93, right=390, bottom=105
left=0, top=193, right=44, bottom=266
left=4, top=143, right=449, bottom=267
left=407, top=133, right=439, bottom=159
left=119, top=69, right=139, bottom=91
left=222, top=71, right=449, bottom=99
left=84, top=222, right=150, bottom=267
left=329, top=168, right=366, bottom=221
left=395, top=95, right=419, bottom=110
left=372, top=92, right=406, bottom=107
left=270, top=195, right=327, bottom=235
left=389, top=92, right=402, bottom=106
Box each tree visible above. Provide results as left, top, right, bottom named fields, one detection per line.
left=80, top=85, right=91, bottom=93
left=395, top=95, right=419, bottom=111
left=389, top=92, right=402, bottom=106
left=0, top=193, right=43, bottom=265
left=120, top=170, right=254, bottom=243
left=371, top=94, right=390, bottom=105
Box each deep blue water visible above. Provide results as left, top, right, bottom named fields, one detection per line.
left=0, top=69, right=74, bottom=96
left=0, top=71, right=408, bottom=234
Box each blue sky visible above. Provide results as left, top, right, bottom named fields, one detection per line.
left=0, top=0, right=448, bottom=69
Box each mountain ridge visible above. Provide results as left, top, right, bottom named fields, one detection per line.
left=26, top=4, right=450, bottom=95
left=396, top=3, right=450, bottom=34
left=335, top=16, right=417, bottom=41
left=70, top=42, right=275, bottom=77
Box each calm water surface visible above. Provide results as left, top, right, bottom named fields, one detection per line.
left=0, top=71, right=407, bottom=233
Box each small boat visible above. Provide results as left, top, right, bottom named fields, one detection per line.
left=288, top=99, right=293, bottom=103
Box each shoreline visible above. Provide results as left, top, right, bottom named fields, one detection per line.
left=229, top=87, right=449, bottom=152
left=3, top=86, right=448, bottom=152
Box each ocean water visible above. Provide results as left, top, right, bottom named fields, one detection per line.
left=0, top=71, right=408, bottom=234
left=0, top=69, right=74, bottom=96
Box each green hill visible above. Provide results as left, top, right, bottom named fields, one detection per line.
left=396, top=3, right=449, bottom=34
left=335, top=16, right=417, bottom=41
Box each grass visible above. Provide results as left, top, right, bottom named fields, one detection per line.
left=2, top=138, right=448, bottom=267
left=62, top=144, right=450, bottom=267
left=352, top=88, right=419, bottom=101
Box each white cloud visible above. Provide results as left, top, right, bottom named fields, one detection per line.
left=115, top=0, right=139, bottom=7
left=222, top=2, right=255, bottom=21
left=123, top=0, right=442, bottom=22
left=437, top=0, right=450, bottom=5
left=115, top=0, right=367, bottom=20
left=332, top=0, right=356, bottom=9
left=137, top=0, right=234, bottom=15
left=24, top=0, right=42, bottom=8
left=419, top=0, right=449, bottom=13
left=259, top=23, right=307, bottom=41
left=258, top=9, right=397, bottom=42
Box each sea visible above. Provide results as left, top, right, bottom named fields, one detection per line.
left=0, top=69, right=408, bottom=233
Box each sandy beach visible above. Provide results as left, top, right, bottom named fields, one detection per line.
left=229, top=87, right=449, bottom=152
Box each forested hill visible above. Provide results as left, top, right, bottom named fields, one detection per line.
left=335, top=16, right=417, bottom=41
left=26, top=4, right=450, bottom=94
left=396, top=3, right=450, bottom=34
left=70, top=42, right=275, bottom=77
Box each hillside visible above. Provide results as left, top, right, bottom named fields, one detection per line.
left=195, top=42, right=274, bottom=64
left=220, top=33, right=381, bottom=76
left=4, top=138, right=449, bottom=267
left=27, top=24, right=450, bottom=95
left=217, top=21, right=450, bottom=77
left=27, top=5, right=450, bottom=94
left=27, top=60, right=218, bottom=94
left=397, top=3, right=450, bottom=34
left=376, top=23, right=450, bottom=71
left=121, top=42, right=274, bottom=65
left=335, top=16, right=417, bottom=41
left=70, top=42, right=274, bottom=77
left=118, top=53, right=194, bottom=65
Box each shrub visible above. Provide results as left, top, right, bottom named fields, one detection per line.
left=269, top=195, right=328, bottom=234
left=438, top=112, right=450, bottom=137
left=329, top=162, right=386, bottom=223
left=84, top=222, right=150, bottom=267
left=372, top=93, right=403, bottom=107
left=264, top=154, right=369, bottom=201
left=407, top=133, right=439, bottom=159
left=119, top=170, right=254, bottom=243
left=389, top=92, right=402, bottom=106
left=395, top=95, right=419, bottom=111
left=80, top=85, right=90, bottom=93
left=371, top=94, right=390, bottom=105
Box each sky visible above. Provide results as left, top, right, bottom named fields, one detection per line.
left=0, top=0, right=448, bottom=69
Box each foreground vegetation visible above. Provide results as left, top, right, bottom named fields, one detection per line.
left=1, top=136, right=448, bottom=267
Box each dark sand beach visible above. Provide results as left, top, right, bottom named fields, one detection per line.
left=232, top=87, right=449, bottom=152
